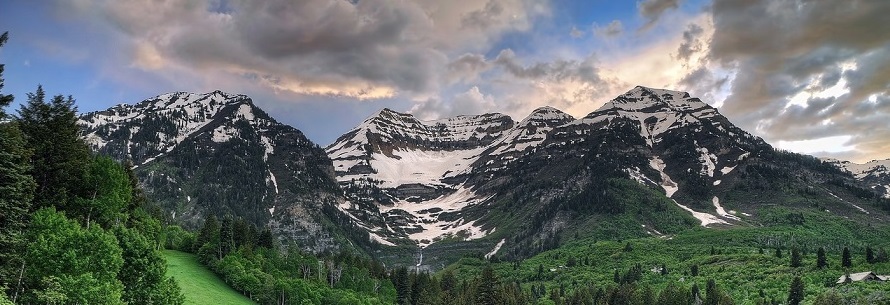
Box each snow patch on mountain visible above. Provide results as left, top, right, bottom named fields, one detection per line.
left=485, top=239, right=506, bottom=259
left=650, top=156, right=725, bottom=226
left=712, top=196, right=740, bottom=221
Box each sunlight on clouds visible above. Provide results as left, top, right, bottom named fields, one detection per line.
left=777, top=135, right=855, bottom=154
left=258, top=77, right=397, bottom=100
left=132, top=41, right=166, bottom=70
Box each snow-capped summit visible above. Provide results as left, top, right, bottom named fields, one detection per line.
left=825, top=158, right=890, bottom=198
left=78, top=91, right=351, bottom=253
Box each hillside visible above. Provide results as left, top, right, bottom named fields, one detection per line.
left=78, top=91, right=369, bottom=253
left=327, top=86, right=890, bottom=268
left=164, top=250, right=256, bottom=305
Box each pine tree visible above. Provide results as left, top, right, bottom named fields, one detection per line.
left=0, top=31, right=37, bottom=299
left=842, top=247, right=852, bottom=268
left=218, top=215, right=234, bottom=259
left=790, top=247, right=802, bottom=268
left=775, top=247, right=783, bottom=258
left=392, top=267, right=411, bottom=305
left=816, top=247, right=827, bottom=269
left=17, top=86, right=91, bottom=211
left=787, top=276, right=804, bottom=305
left=866, top=246, right=874, bottom=264
left=476, top=265, right=499, bottom=305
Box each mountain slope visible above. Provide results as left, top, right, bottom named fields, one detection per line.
left=328, top=86, right=890, bottom=267
left=825, top=158, right=890, bottom=199
left=80, top=91, right=362, bottom=252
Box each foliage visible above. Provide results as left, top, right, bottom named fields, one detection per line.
left=787, top=276, right=804, bottom=305
left=0, top=31, right=36, bottom=295
left=164, top=250, right=253, bottom=305
left=190, top=212, right=394, bottom=305
left=17, top=86, right=91, bottom=210
left=21, top=208, right=124, bottom=304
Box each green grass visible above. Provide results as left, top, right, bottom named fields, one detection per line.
left=164, top=250, right=256, bottom=305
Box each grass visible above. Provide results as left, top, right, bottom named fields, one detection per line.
left=164, top=250, right=256, bottom=305
left=446, top=225, right=890, bottom=304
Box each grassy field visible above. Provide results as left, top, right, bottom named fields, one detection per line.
left=164, top=250, right=256, bottom=305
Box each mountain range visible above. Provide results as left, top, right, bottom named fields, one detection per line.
left=78, top=86, right=890, bottom=268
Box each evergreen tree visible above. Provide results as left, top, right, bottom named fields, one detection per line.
left=392, top=267, right=411, bottom=305
left=257, top=228, right=274, bottom=249
left=704, top=279, right=720, bottom=305
left=690, top=264, right=699, bottom=277
left=17, top=86, right=91, bottom=211
left=787, top=276, right=804, bottom=305
left=842, top=247, right=852, bottom=268
left=219, top=215, right=234, bottom=258
left=816, top=247, right=827, bottom=269
left=865, top=246, right=874, bottom=264
left=774, top=247, right=783, bottom=258
left=123, top=160, right=147, bottom=215
left=0, top=31, right=36, bottom=297
left=475, top=265, right=499, bottom=305
left=790, top=247, right=802, bottom=268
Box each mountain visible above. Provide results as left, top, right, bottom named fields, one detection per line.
left=825, top=158, right=890, bottom=198
left=328, top=86, right=890, bottom=267
left=79, top=91, right=362, bottom=252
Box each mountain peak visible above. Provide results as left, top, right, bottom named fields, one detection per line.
left=520, top=106, right=574, bottom=126
left=595, top=86, right=705, bottom=113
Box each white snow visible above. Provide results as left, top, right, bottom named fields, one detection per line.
left=649, top=157, right=678, bottom=197
left=268, top=206, right=275, bottom=215
left=720, top=165, right=736, bottom=175
left=826, top=189, right=869, bottom=214
left=697, top=146, right=718, bottom=177
left=349, top=148, right=486, bottom=188
left=713, top=180, right=721, bottom=186
left=370, top=233, right=396, bottom=246
left=712, top=196, right=740, bottom=221
left=186, top=196, right=191, bottom=202
left=368, top=184, right=493, bottom=247
left=268, top=170, right=279, bottom=194
left=672, top=199, right=727, bottom=227
left=485, top=239, right=506, bottom=259
left=649, top=156, right=725, bottom=226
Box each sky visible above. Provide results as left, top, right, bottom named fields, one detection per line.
left=1, top=0, right=889, bottom=163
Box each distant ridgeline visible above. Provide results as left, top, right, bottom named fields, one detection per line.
left=80, top=87, right=890, bottom=269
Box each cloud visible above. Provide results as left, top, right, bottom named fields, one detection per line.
left=594, top=20, right=624, bottom=38
left=705, top=0, right=890, bottom=162
left=676, top=23, right=703, bottom=62
left=410, top=86, right=496, bottom=119
left=570, top=26, right=584, bottom=38
left=638, top=0, right=680, bottom=31
left=59, top=0, right=547, bottom=100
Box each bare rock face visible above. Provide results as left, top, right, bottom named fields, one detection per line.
left=80, top=91, right=361, bottom=253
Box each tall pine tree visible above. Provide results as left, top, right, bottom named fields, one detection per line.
left=787, top=276, right=804, bottom=305
left=842, top=247, right=852, bottom=268
left=816, top=247, right=827, bottom=269
left=0, top=31, right=37, bottom=295
left=17, top=86, right=90, bottom=211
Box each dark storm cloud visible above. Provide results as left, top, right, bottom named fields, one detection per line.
left=638, top=0, right=680, bottom=31
left=63, top=0, right=545, bottom=100
left=706, top=0, right=890, bottom=161
left=676, top=23, right=703, bottom=62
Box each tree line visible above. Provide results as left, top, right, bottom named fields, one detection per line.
left=0, top=32, right=183, bottom=304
